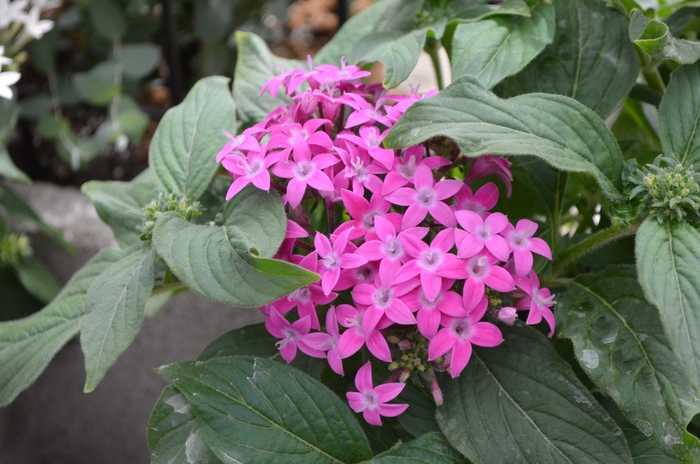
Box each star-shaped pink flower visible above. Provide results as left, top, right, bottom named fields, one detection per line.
left=346, top=361, right=408, bottom=426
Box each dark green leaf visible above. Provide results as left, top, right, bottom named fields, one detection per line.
left=499, top=0, right=640, bottom=119
left=0, top=249, right=123, bottom=406
left=636, top=218, right=700, bottom=397
left=557, top=265, right=700, bottom=460
left=449, top=3, right=555, bottom=89
left=89, top=0, right=125, bottom=39
left=119, top=43, right=161, bottom=79
left=158, top=356, right=373, bottom=463
left=150, top=76, right=236, bottom=200
left=385, top=76, right=625, bottom=200
left=0, top=144, right=29, bottom=183
left=14, top=257, right=61, bottom=303
left=437, top=323, right=633, bottom=464
left=18, top=93, right=52, bottom=119
left=0, top=95, right=18, bottom=144
left=314, top=0, right=394, bottom=64
left=0, top=268, right=43, bottom=322
left=148, top=385, right=221, bottom=464
left=659, top=61, right=700, bottom=169
left=80, top=246, right=156, bottom=392
left=25, top=28, right=58, bottom=75
left=233, top=32, right=302, bottom=127
left=630, top=9, right=700, bottom=64
left=152, top=213, right=318, bottom=307
left=193, top=0, right=234, bottom=41
left=197, top=322, right=326, bottom=379
left=363, top=432, right=465, bottom=463
left=37, top=114, right=69, bottom=139
left=624, top=428, right=684, bottom=463
left=82, top=171, right=157, bottom=248
left=396, top=382, right=440, bottom=438
left=73, top=71, right=120, bottom=106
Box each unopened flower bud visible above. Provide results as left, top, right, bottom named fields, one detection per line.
left=498, top=307, right=518, bottom=325
left=386, top=335, right=401, bottom=345
left=398, top=340, right=413, bottom=350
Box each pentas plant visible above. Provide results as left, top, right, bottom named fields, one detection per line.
left=217, top=60, right=554, bottom=422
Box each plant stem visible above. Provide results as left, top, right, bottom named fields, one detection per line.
left=643, top=65, right=666, bottom=94
left=425, top=37, right=444, bottom=91
left=325, top=198, right=336, bottom=233
left=552, top=220, right=641, bottom=275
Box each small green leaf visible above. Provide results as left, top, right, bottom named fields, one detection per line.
left=385, top=76, right=625, bottom=200
left=636, top=218, right=700, bottom=397
left=82, top=173, right=157, bottom=248
left=437, top=323, right=633, bottom=464
left=89, top=0, right=125, bottom=39
left=14, top=257, right=61, bottom=303
left=0, top=249, right=123, bottom=406
left=629, top=9, right=700, bottom=64
left=152, top=213, right=318, bottom=307
left=37, top=114, right=70, bottom=139
left=158, top=356, right=373, bottom=463
left=73, top=71, right=120, bottom=106
left=314, top=0, right=394, bottom=65
left=233, top=32, right=303, bottom=127
left=148, top=385, right=221, bottom=464
left=81, top=246, right=156, bottom=392
left=449, top=2, right=555, bottom=89
left=0, top=96, right=17, bottom=145
left=0, top=144, right=29, bottom=183
left=149, top=76, right=236, bottom=200
left=659, top=61, right=700, bottom=169
left=118, top=43, right=161, bottom=79
left=499, top=0, right=640, bottom=119
left=362, top=432, right=465, bottom=463
left=557, top=265, right=700, bottom=461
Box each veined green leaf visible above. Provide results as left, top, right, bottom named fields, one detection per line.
left=385, top=76, right=625, bottom=200
left=0, top=249, right=123, bottom=406
left=152, top=213, right=318, bottom=307
left=437, top=323, right=632, bottom=464
left=659, top=61, right=700, bottom=169
left=557, top=265, right=700, bottom=461
left=80, top=246, right=156, bottom=392
left=624, top=428, right=684, bottom=463
left=233, top=32, right=303, bottom=127
left=629, top=9, right=700, bottom=64
left=362, top=432, right=464, bottom=463
left=150, top=76, right=236, bottom=200
left=636, top=218, right=700, bottom=397
left=158, top=356, right=373, bottom=463
left=148, top=385, right=221, bottom=464
left=449, top=2, right=555, bottom=89
left=500, top=0, right=640, bottom=119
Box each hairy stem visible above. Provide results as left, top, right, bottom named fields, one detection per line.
left=425, top=37, right=444, bottom=91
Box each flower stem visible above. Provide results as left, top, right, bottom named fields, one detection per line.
left=425, top=37, right=444, bottom=91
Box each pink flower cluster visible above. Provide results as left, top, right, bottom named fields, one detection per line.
left=217, top=58, right=555, bottom=426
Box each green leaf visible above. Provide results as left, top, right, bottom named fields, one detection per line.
left=196, top=322, right=326, bottom=379
left=37, top=114, right=70, bottom=139
left=499, top=0, right=640, bottom=119
left=0, top=94, right=18, bottom=144
left=629, top=9, right=700, bottom=64
left=314, top=0, right=394, bottom=65
left=233, top=32, right=302, bottom=127
left=636, top=218, right=700, bottom=397
left=659, top=61, right=700, bottom=169
left=25, top=27, right=58, bottom=75
left=0, top=144, right=29, bottom=183
left=385, top=76, right=625, bottom=201
left=449, top=2, right=555, bottom=89
left=148, top=385, right=221, bottom=464
left=119, top=43, right=161, bottom=79
left=193, top=0, right=234, bottom=42
left=557, top=265, right=700, bottom=461
left=80, top=246, right=156, bottom=392
left=0, top=249, right=123, bottom=406
left=436, top=323, right=633, bottom=464
left=73, top=71, right=120, bottom=106
left=89, top=0, right=125, bottom=39
left=14, top=257, right=61, bottom=304
left=0, top=182, right=72, bottom=251
left=82, top=172, right=157, bottom=248
left=625, top=428, right=685, bottom=463
left=224, top=185, right=287, bottom=258
left=149, top=76, right=236, bottom=200
left=0, top=268, right=43, bottom=322
left=158, top=356, right=373, bottom=463
left=515, top=156, right=567, bottom=222
left=363, top=432, right=465, bottom=463
left=152, top=213, right=318, bottom=307
left=18, top=93, right=53, bottom=119
left=348, top=27, right=436, bottom=89
left=395, top=382, right=440, bottom=438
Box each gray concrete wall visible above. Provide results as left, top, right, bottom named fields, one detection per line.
left=0, top=182, right=264, bottom=463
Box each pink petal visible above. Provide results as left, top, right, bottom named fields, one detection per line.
left=362, top=306, right=385, bottom=334
left=483, top=265, right=515, bottom=292
left=314, top=233, right=332, bottom=257
left=384, top=188, right=416, bottom=206
left=327, top=351, right=344, bottom=375
left=374, top=215, right=396, bottom=241
left=338, top=330, right=365, bottom=358
left=463, top=278, right=485, bottom=312
left=286, top=178, right=307, bottom=208
left=450, top=340, right=472, bottom=377
left=341, top=189, right=369, bottom=220
left=455, top=210, right=483, bottom=233
left=430, top=202, right=457, bottom=227
left=400, top=233, right=428, bottom=258
left=470, top=322, right=503, bottom=347
left=485, top=235, right=511, bottom=262
left=357, top=241, right=386, bottom=261
left=341, top=253, right=368, bottom=269
left=308, top=171, right=335, bottom=192
left=413, top=165, right=434, bottom=190
left=377, top=403, right=409, bottom=418
left=529, top=237, right=552, bottom=259
left=432, top=229, right=455, bottom=253
left=251, top=170, right=270, bottom=191
left=355, top=361, right=374, bottom=391
left=374, top=383, right=405, bottom=402
left=394, top=260, right=421, bottom=284
left=457, top=234, right=484, bottom=258
left=280, top=342, right=298, bottom=363
left=428, top=329, right=455, bottom=360
left=435, top=259, right=468, bottom=279
left=385, top=299, right=417, bottom=325
left=417, top=308, right=441, bottom=339
left=441, top=292, right=466, bottom=317
left=225, top=177, right=252, bottom=200
left=421, top=272, right=442, bottom=301
left=322, top=267, right=341, bottom=295
left=382, top=171, right=409, bottom=195
left=433, top=180, right=463, bottom=200
left=347, top=391, right=364, bottom=412
left=474, top=182, right=499, bottom=210
left=485, top=212, right=508, bottom=234
left=363, top=408, right=382, bottom=426
left=513, top=248, right=534, bottom=277
left=402, top=203, right=427, bottom=229
left=366, top=330, right=392, bottom=361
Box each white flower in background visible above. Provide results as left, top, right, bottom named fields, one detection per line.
left=20, top=5, right=54, bottom=39
left=0, top=0, right=28, bottom=29
left=0, top=71, right=21, bottom=99
left=0, top=46, right=12, bottom=67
